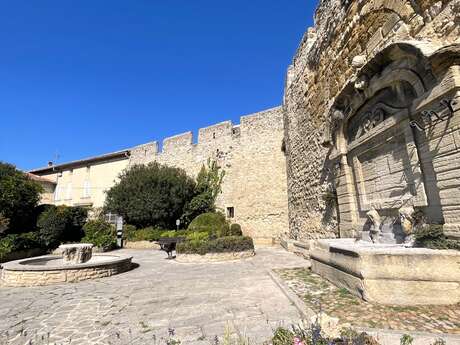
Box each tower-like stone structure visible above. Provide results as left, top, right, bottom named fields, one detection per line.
left=283, top=0, right=460, bottom=242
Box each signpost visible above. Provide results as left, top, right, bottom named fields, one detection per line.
left=116, top=216, right=123, bottom=248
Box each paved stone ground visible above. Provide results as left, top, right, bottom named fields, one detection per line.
left=275, top=268, right=460, bottom=335
left=0, top=248, right=309, bottom=345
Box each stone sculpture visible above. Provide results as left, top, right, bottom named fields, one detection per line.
left=59, top=243, right=93, bottom=265
left=366, top=208, right=381, bottom=243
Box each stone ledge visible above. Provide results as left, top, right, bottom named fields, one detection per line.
left=280, top=238, right=311, bottom=258
left=124, top=241, right=160, bottom=250
left=175, top=251, right=255, bottom=263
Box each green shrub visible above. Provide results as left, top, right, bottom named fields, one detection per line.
left=160, top=230, right=179, bottom=238
left=82, top=219, right=117, bottom=251
left=104, top=163, right=196, bottom=229
left=181, top=160, right=225, bottom=226
left=123, top=224, right=137, bottom=236
left=414, top=224, right=459, bottom=250
left=187, top=212, right=229, bottom=237
left=0, top=232, right=41, bottom=261
left=271, top=327, right=294, bottom=345
left=37, top=206, right=88, bottom=248
left=177, top=236, right=254, bottom=255
left=228, top=223, right=243, bottom=236
left=270, top=325, right=379, bottom=345
left=124, top=227, right=183, bottom=241
left=186, top=231, right=209, bottom=242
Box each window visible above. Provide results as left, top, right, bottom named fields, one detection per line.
left=227, top=207, right=235, bottom=219
left=83, top=180, right=91, bottom=198
left=54, top=186, right=60, bottom=201
left=65, top=183, right=72, bottom=200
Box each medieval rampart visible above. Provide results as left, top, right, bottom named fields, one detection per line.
left=129, top=107, right=289, bottom=244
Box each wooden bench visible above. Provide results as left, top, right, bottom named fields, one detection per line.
left=157, top=237, right=185, bottom=259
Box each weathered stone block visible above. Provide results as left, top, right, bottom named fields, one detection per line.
left=310, top=239, right=460, bottom=305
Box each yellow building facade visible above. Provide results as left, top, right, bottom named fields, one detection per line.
left=30, top=150, right=131, bottom=209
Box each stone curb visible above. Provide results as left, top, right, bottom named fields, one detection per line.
left=267, top=269, right=316, bottom=321
left=175, top=251, right=255, bottom=264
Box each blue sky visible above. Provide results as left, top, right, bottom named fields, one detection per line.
left=0, top=1, right=316, bottom=171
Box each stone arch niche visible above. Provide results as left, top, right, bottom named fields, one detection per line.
left=328, top=41, right=460, bottom=243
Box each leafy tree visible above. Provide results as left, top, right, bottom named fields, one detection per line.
left=104, top=163, right=196, bottom=229
left=37, top=205, right=88, bottom=248
left=182, top=159, right=225, bottom=225
left=0, top=162, right=43, bottom=234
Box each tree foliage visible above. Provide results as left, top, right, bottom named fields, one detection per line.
left=82, top=219, right=117, bottom=251
left=182, top=159, right=225, bottom=225
left=0, top=162, right=43, bottom=233
left=104, top=163, right=196, bottom=229
left=37, top=205, right=88, bottom=248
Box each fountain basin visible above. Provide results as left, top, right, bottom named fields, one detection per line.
left=310, top=239, right=460, bottom=305
left=1, top=254, right=133, bottom=287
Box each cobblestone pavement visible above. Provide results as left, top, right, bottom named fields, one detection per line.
left=275, top=268, right=460, bottom=335
left=0, top=248, right=309, bottom=345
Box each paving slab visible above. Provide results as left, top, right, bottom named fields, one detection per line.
left=0, top=247, right=309, bottom=345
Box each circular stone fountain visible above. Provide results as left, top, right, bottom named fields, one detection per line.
left=0, top=244, right=133, bottom=287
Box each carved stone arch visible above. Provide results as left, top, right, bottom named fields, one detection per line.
left=329, top=42, right=436, bottom=148
left=359, top=0, right=416, bottom=22
left=327, top=40, right=446, bottom=242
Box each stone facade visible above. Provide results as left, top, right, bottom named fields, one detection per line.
left=283, top=0, right=460, bottom=241
left=129, top=107, right=289, bottom=244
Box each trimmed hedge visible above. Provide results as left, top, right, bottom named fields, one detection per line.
left=187, top=212, right=229, bottom=237
left=226, top=223, right=243, bottom=236
left=176, top=236, right=254, bottom=255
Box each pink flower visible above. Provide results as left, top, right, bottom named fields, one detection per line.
left=293, top=337, right=304, bottom=345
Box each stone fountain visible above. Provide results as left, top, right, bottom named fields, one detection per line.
left=59, top=243, right=93, bottom=265
left=1, top=243, right=133, bottom=287
left=310, top=207, right=460, bottom=306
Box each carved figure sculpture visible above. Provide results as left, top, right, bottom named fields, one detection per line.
left=366, top=208, right=381, bottom=243
left=399, top=206, right=416, bottom=245
left=354, top=75, right=369, bottom=91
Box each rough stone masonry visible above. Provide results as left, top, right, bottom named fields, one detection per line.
left=129, top=107, right=289, bottom=245
left=283, top=0, right=460, bottom=241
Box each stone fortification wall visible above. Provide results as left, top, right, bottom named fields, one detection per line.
left=283, top=0, right=460, bottom=241
left=129, top=107, right=289, bottom=244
